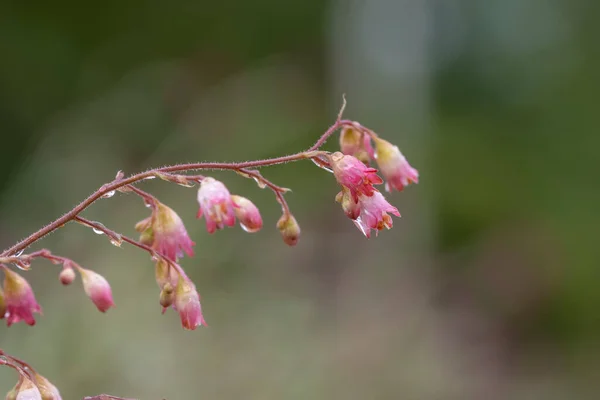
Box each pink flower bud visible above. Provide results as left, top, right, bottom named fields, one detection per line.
left=339, top=127, right=374, bottom=163
left=352, top=191, right=400, bottom=238
left=174, top=278, right=207, bottom=330
left=276, top=213, right=301, bottom=246
left=329, top=152, right=383, bottom=202
left=373, top=137, right=419, bottom=192
left=58, top=268, right=76, bottom=286
left=231, top=195, right=263, bottom=233
left=33, top=373, right=61, bottom=400
left=2, top=267, right=42, bottom=326
left=136, top=202, right=195, bottom=262
left=196, top=177, right=236, bottom=234
left=78, top=268, right=115, bottom=313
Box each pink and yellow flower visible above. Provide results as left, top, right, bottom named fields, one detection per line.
left=329, top=152, right=383, bottom=201
left=352, top=191, right=401, bottom=238
left=276, top=213, right=301, bottom=246
left=231, top=195, right=263, bottom=233
left=197, top=178, right=236, bottom=234
left=136, top=201, right=195, bottom=262
left=373, top=137, right=419, bottom=192
left=339, top=127, right=375, bottom=163
left=78, top=268, right=115, bottom=313
left=174, top=278, right=207, bottom=330
left=2, top=267, right=42, bottom=326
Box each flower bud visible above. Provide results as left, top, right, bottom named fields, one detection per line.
left=231, top=195, right=263, bottom=233
left=339, top=127, right=374, bottom=163
left=159, top=282, right=175, bottom=311
left=0, top=287, right=6, bottom=319
left=155, top=260, right=179, bottom=290
left=2, top=267, right=42, bottom=326
left=8, top=376, right=42, bottom=400
left=335, top=187, right=360, bottom=220
left=276, top=214, right=301, bottom=246
left=33, top=373, right=61, bottom=400
left=174, top=278, right=207, bottom=330
left=78, top=268, right=115, bottom=313
left=373, top=137, right=419, bottom=192
left=58, top=268, right=76, bottom=286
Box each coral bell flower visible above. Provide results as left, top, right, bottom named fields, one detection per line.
left=339, top=127, right=375, bottom=163
left=352, top=191, right=401, bottom=238
left=373, top=137, right=419, bottom=192
left=329, top=152, right=383, bottom=201
left=78, top=268, right=115, bottom=313
left=8, top=376, right=42, bottom=400
left=2, top=267, right=42, bottom=326
left=174, top=278, right=207, bottom=330
left=197, top=177, right=236, bottom=234
left=33, top=373, right=61, bottom=400
left=231, top=195, right=263, bottom=233
left=136, top=201, right=195, bottom=261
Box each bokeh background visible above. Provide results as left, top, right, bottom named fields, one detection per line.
left=1, top=0, right=599, bottom=398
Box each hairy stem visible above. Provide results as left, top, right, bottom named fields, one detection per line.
left=0, top=117, right=356, bottom=257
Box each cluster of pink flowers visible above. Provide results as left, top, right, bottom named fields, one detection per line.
left=331, top=126, right=419, bottom=238
left=0, top=113, right=419, bottom=398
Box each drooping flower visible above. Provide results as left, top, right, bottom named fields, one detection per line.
left=373, top=137, right=419, bottom=192
left=339, top=127, right=375, bottom=163
left=329, top=152, right=383, bottom=201
left=231, top=195, right=263, bottom=233
left=33, top=373, right=61, bottom=400
left=174, top=277, right=207, bottom=330
left=78, top=268, right=115, bottom=313
left=196, top=177, right=236, bottom=234
left=276, top=213, right=301, bottom=246
left=352, top=191, right=401, bottom=238
left=135, top=201, right=194, bottom=262
left=2, top=267, right=42, bottom=326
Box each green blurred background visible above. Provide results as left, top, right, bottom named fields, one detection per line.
left=1, top=0, right=599, bottom=398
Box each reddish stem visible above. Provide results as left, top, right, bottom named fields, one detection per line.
left=0, top=116, right=357, bottom=257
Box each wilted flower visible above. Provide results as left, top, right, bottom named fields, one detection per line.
left=373, top=137, right=419, bottom=192
left=329, top=152, right=383, bottom=201
left=78, top=268, right=115, bottom=313
left=276, top=213, right=301, bottom=246
left=352, top=191, right=401, bottom=238
left=135, top=201, right=194, bottom=262
left=339, top=127, right=374, bottom=163
left=231, top=195, right=262, bottom=233
left=196, top=177, right=236, bottom=234
left=174, top=278, right=207, bottom=330
left=2, top=267, right=42, bottom=326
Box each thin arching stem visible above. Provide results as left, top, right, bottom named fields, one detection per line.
left=0, top=112, right=359, bottom=257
